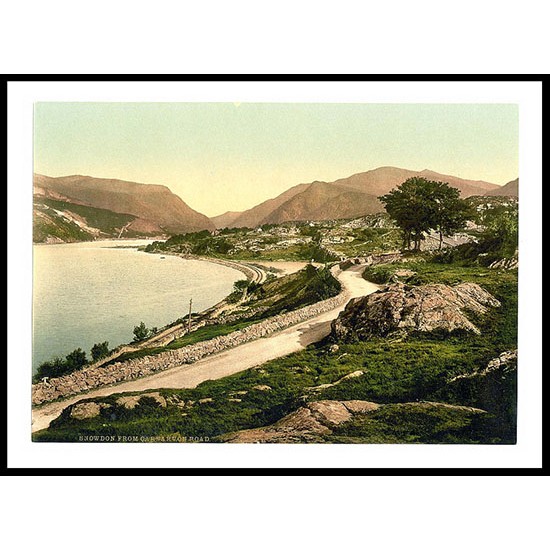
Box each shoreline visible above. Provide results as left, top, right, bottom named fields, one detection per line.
left=31, top=266, right=378, bottom=431
left=32, top=244, right=250, bottom=375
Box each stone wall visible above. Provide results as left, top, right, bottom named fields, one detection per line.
left=32, top=287, right=349, bottom=406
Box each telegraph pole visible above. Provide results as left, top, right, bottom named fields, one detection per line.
left=187, top=298, right=193, bottom=332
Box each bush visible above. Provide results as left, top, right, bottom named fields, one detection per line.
left=133, top=322, right=150, bottom=342
left=33, top=348, right=89, bottom=382
left=91, top=341, right=110, bottom=362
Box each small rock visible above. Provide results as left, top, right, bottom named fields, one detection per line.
left=69, top=402, right=109, bottom=420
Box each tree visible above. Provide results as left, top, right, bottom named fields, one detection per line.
left=428, top=182, right=473, bottom=249
left=91, top=341, right=110, bottom=361
left=133, top=321, right=150, bottom=342
left=33, top=357, right=66, bottom=382
left=380, top=178, right=473, bottom=251
left=65, top=348, right=88, bottom=371
left=380, top=178, right=435, bottom=251
left=478, top=202, right=518, bottom=258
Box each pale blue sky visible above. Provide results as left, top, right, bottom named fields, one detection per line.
left=34, top=102, right=518, bottom=216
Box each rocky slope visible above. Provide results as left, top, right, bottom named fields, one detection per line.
left=221, top=399, right=486, bottom=443
left=485, top=178, right=519, bottom=198
left=331, top=282, right=501, bottom=341
left=34, top=173, right=215, bottom=236
left=225, top=167, right=500, bottom=228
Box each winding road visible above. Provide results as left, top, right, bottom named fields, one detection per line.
left=31, top=264, right=379, bottom=433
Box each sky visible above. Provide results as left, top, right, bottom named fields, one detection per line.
left=34, top=102, right=518, bottom=217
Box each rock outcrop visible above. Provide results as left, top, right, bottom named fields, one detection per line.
left=331, top=282, right=500, bottom=341
left=221, top=400, right=380, bottom=443
left=69, top=402, right=110, bottom=420
left=221, top=399, right=486, bottom=443
left=450, top=349, right=517, bottom=382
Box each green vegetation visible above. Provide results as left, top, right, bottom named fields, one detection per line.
left=242, top=264, right=341, bottom=319
left=436, top=199, right=518, bottom=266
left=34, top=348, right=88, bottom=383
left=33, top=197, right=139, bottom=243
left=144, top=217, right=394, bottom=262
left=380, top=178, right=473, bottom=250
left=34, top=206, right=91, bottom=243
left=328, top=403, right=492, bottom=444
left=99, top=265, right=341, bottom=367
left=91, top=341, right=110, bottom=362
left=33, top=204, right=518, bottom=444
left=132, top=322, right=150, bottom=342
left=34, top=254, right=517, bottom=444
left=39, top=198, right=136, bottom=233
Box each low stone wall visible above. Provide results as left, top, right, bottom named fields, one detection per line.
left=32, top=288, right=349, bottom=406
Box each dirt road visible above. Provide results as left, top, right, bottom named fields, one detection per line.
left=31, top=265, right=378, bottom=433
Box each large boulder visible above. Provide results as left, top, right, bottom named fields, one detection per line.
left=331, top=282, right=500, bottom=341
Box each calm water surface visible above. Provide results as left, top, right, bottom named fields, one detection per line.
left=32, top=240, right=245, bottom=372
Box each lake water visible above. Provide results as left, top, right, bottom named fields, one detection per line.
left=32, top=240, right=245, bottom=373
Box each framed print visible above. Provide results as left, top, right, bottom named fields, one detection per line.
left=6, top=76, right=544, bottom=472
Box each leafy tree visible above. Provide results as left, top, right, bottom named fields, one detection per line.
left=33, top=357, right=66, bottom=382
left=380, top=178, right=433, bottom=250
left=65, top=348, right=87, bottom=370
left=91, top=341, right=110, bottom=361
left=380, top=178, right=473, bottom=251
left=428, top=182, right=473, bottom=249
left=133, top=322, right=150, bottom=342
left=480, top=203, right=518, bottom=255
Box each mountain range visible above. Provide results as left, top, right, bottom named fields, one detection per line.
left=33, top=168, right=517, bottom=242
left=213, top=166, right=502, bottom=228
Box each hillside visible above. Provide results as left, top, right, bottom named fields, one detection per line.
left=227, top=183, right=311, bottom=228
left=210, top=211, right=243, bottom=229
left=225, top=167, right=500, bottom=228
left=34, top=174, right=215, bottom=236
left=485, top=178, right=519, bottom=198
left=33, top=197, right=140, bottom=243
left=262, top=182, right=381, bottom=224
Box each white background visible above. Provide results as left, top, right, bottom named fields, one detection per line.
left=3, top=3, right=547, bottom=549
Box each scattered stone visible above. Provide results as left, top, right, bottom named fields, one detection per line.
left=489, top=257, right=518, bottom=270
left=199, top=398, right=213, bottom=404
left=252, top=385, right=272, bottom=391
left=116, top=392, right=167, bottom=409
left=450, top=349, right=517, bottom=382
